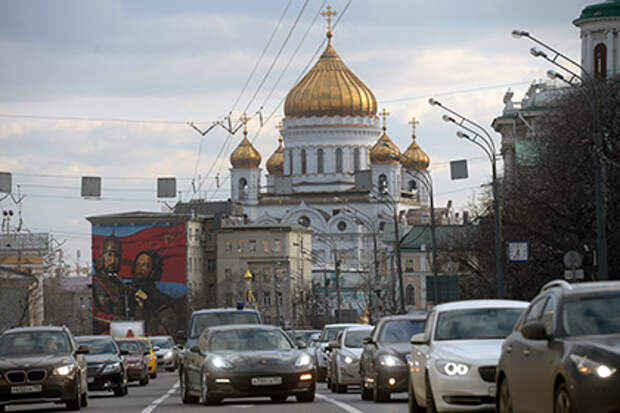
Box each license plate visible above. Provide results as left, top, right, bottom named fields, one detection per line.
left=88, top=377, right=95, bottom=384
left=11, top=385, right=42, bottom=394
left=251, top=376, right=282, bottom=386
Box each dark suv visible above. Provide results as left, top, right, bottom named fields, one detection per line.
left=76, top=335, right=128, bottom=397
left=496, top=280, right=620, bottom=413
left=0, top=326, right=89, bottom=411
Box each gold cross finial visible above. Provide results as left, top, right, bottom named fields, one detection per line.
left=409, top=117, right=420, bottom=138
left=380, top=108, right=390, bottom=131
left=240, top=113, right=251, bottom=136
left=321, top=5, right=337, bottom=39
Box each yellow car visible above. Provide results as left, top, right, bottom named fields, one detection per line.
left=136, top=337, right=158, bottom=379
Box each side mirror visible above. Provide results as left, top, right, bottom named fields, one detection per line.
left=362, top=337, right=374, bottom=346
left=76, top=345, right=90, bottom=355
left=189, top=345, right=201, bottom=354
left=176, top=345, right=184, bottom=350
left=522, top=321, right=550, bottom=340
left=410, top=333, right=429, bottom=345
left=152, top=346, right=160, bottom=352
left=296, top=340, right=307, bottom=349
left=120, top=349, right=129, bottom=356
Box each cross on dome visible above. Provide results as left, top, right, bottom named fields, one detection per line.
left=321, top=5, right=337, bottom=39
left=409, top=117, right=420, bottom=137
left=240, top=113, right=251, bottom=136
left=380, top=108, right=390, bottom=131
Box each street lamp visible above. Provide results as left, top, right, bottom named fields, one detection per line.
left=513, top=29, right=608, bottom=281
left=430, top=97, right=504, bottom=298
left=306, top=227, right=343, bottom=322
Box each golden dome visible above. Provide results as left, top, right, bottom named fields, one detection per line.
left=401, top=132, right=430, bottom=171
left=230, top=126, right=262, bottom=169
left=370, top=131, right=401, bottom=165
left=266, top=137, right=284, bottom=175
left=284, top=34, right=377, bottom=118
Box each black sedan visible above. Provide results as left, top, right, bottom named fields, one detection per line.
left=179, top=324, right=315, bottom=405
left=497, top=280, right=620, bottom=413
left=76, top=336, right=128, bottom=396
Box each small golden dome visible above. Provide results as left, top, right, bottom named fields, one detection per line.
left=401, top=132, right=430, bottom=171
left=230, top=126, right=262, bottom=169
left=370, top=131, right=401, bottom=165
left=284, top=34, right=377, bottom=118
left=266, top=137, right=284, bottom=175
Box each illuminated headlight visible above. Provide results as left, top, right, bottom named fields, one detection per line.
left=436, top=360, right=469, bottom=376
left=570, top=354, right=617, bottom=378
left=52, top=364, right=75, bottom=376
left=342, top=355, right=355, bottom=364
left=163, top=351, right=173, bottom=359
left=211, top=356, right=233, bottom=369
left=379, top=355, right=405, bottom=367
left=295, top=353, right=313, bottom=367
left=103, top=362, right=122, bottom=373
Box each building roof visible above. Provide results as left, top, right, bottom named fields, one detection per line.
left=87, top=211, right=196, bottom=225
left=218, top=223, right=310, bottom=233
left=574, top=0, right=620, bottom=23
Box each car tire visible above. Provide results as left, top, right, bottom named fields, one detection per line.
left=296, top=385, right=315, bottom=403
left=373, top=382, right=389, bottom=403
left=408, top=378, right=423, bottom=413
left=200, top=375, right=220, bottom=405
left=66, top=378, right=82, bottom=411
left=425, top=375, right=438, bottom=413
left=554, top=383, right=574, bottom=413
left=150, top=370, right=157, bottom=379
left=361, top=379, right=372, bottom=400
left=271, top=395, right=288, bottom=402
left=0, top=405, right=5, bottom=412
left=497, top=377, right=513, bottom=413
left=140, top=373, right=149, bottom=386
left=180, top=370, right=198, bottom=404
left=114, top=386, right=124, bottom=397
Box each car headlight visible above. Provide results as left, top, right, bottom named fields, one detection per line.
left=295, top=353, right=313, bottom=367
left=52, top=364, right=75, bottom=376
left=436, top=360, right=470, bottom=376
left=570, top=354, right=617, bottom=378
left=211, top=356, right=233, bottom=369
left=343, top=356, right=354, bottom=364
left=379, top=354, right=405, bottom=367
left=103, top=362, right=122, bottom=374
left=164, top=351, right=173, bottom=358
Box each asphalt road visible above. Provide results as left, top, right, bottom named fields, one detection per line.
left=5, top=372, right=409, bottom=413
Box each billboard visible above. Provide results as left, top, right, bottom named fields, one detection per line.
left=91, top=222, right=187, bottom=335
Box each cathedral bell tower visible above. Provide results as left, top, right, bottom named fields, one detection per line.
left=230, top=114, right=262, bottom=205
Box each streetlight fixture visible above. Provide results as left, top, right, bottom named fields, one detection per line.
left=513, top=29, right=608, bottom=281
left=429, top=97, right=504, bottom=298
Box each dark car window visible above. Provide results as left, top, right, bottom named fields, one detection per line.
left=344, top=330, right=371, bottom=348
left=189, top=311, right=260, bottom=339
left=424, top=312, right=435, bottom=339
left=137, top=340, right=151, bottom=354
left=524, top=297, right=548, bottom=324
left=209, top=329, right=293, bottom=352
left=541, top=296, right=556, bottom=334
left=380, top=319, right=425, bottom=344
left=149, top=337, right=173, bottom=348
left=77, top=339, right=117, bottom=355
left=435, top=308, right=524, bottom=341
left=319, top=327, right=347, bottom=343
left=562, top=293, right=620, bottom=336
left=0, top=331, right=71, bottom=356
left=117, top=341, right=141, bottom=355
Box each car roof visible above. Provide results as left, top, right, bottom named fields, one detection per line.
left=2, top=326, right=67, bottom=335
left=541, top=280, right=620, bottom=296
left=344, top=326, right=373, bottom=332
left=76, top=335, right=114, bottom=341
left=206, top=324, right=280, bottom=332
left=115, top=338, right=139, bottom=342
left=191, top=308, right=260, bottom=315
left=147, top=335, right=172, bottom=339
left=378, top=314, right=427, bottom=323
left=322, top=323, right=361, bottom=329
left=433, top=299, right=529, bottom=312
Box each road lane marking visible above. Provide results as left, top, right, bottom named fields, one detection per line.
left=140, top=381, right=179, bottom=413
left=316, top=394, right=364, bottom=413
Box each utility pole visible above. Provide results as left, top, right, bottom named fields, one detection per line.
left=273, top=262, right=281, bottom=327
left=393, top=211, right=405, bottom=314
left=334, top=252, right=342, bottom=323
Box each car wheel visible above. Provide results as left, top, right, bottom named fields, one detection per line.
left=408, top=378, right=423, bottom=413
left=361, top=379, right=372, bottom=400
left=180, top=370, right=198, bottom=404
left=497, top=378, right=513, bottom=413
left=200, top=374, right=220, bottom=405
left=113, top=386, right=124, bottom=397
left=66, top=377, right=81, bottom=411
left=296, top=384, right=315, bottom=402
left=271, top=394, right=288, bottom=402
left=150, top=370, right=157, bottom=379
left=425, top=375, right=438, bottom=413
left=554, top=383, right=574, bottom=413
left=140, top=373, right=149, bottom=386
left=373, top=380, right=389, bottom=403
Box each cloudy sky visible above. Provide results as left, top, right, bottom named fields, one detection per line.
left=0, top=0, right=593, bottom=268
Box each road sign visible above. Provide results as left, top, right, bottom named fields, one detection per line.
left=507, top=242, right=528, bottom=262
left=564, top=269, right=584, bottom=280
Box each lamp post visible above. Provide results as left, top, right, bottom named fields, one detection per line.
left=512, top=29, right=608, bottom=281
left=294, top=242, right=331, bottom=323
left=429, top=98, right=504, bottom=298
left=310, top=229, right=343, bottom=322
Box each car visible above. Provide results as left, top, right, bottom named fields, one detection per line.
left=76, top=335, right=128, bottom=396
left=328, top=325, right=373, bottom=393
left=115, top=338, right=149, bottom=386
left=136, top=337, right=158, bottom=379
left=496, top=280, right=620, bottom=413
left=287, top=330, right=320, bottom=347
left=361, top=314, right=426, bottom=402
left=148, top=336, right=179, bottom=371
left=0, top=326, right=89, bottom=412
left=408, top=300, right=527, bottom=413
left=179, top=324, right=315, bottom=405
left=315, top=323, right=361, bottom=382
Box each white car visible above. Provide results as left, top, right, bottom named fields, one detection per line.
left=408, top=300, right=528, bottom=413
left=315, top=323, right=360, bottom=382
left=328, top=325, right=373, bottom=393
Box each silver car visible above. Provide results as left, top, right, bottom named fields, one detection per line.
left=148, top=336, right=179, bottom=371
left=314, top=323, right=361, bottom=382
left=328, top=325, right=373, bottom=393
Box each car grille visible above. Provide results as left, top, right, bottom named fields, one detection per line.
left=478, top=366, right=496, bottom=383
left=6, top=371, right=26, bottom=384
left=87, top=364, right=103, bottom=376
left=27, top=369, right=47, bottom=382
left=6, top=369, right=48, bottom=384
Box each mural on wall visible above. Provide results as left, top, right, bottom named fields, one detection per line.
left=91, top=222, right=187, bottom=335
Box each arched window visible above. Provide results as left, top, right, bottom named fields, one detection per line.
left=378, top=174, right=388, bottom=193
left=239, top=178, right=248, bottom=200
left=301, top=149, right=307, bottom=174
left=335, top=148, right=343, bottom=173
left=354, top=147, right=360, bottom=171
left=594, top=43, right=607, bottom=80
left=408, top=180, right=417, bottom=192
left=406, top=285, right=415, bottom=306
left=317, top=149, right=324, bottom=173
left=288, top=150, right=293, bottom=175
left=298, top=216, right=311, bottom=227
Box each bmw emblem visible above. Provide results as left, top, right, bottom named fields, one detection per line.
left=261, top=359, right=267, bottom=365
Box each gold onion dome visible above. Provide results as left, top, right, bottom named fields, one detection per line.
left=401, top=117, right=429, bottom=170
left=370, top=130, right=401, bottom=165
left=284, top=32, right=377, bottom=118
left=266, top=137, right=284, bottom=175
left=230, top=119, right=262, bottom=168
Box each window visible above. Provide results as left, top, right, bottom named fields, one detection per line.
left=405, top=257, right=414, bottom=271
left=288, top=150, right=293, bottom=175
left=274, top=239, right=282, bottom=253
left=262, top=240, right=269, bottom=253
left=239, top=178, right=248, bottom=200
left=408, top=180, right=417, bottom=192
left=237, top=240, right=244, bottom=253
left=298, top=216, right=310, bottom=227
left=224, top=268, right=232, bottom=279
left=541, top=296, right=556, bottom=334
left=249, top=240, right=256, bottom=252
left=301, top=149, right=307, bottom=174
left=594, top=43, right=607, bottom=80
left=264, top=292, right=271, bottom=305
left=523, top=297, right=548, bottom=325
left=225, top=241, right=232, bottom=252
left=337, top=221, right=347, bottom=231
left=335, top=148, right=343, bottom=173
left=378, top=174, right=388, bottom=193
left=207, top=259, right=216, bottom=272
left=354, top=147, right=360, bottom=171
left=406, top=285, right=415, bottom=306
left=277, top=292, right=283, bottom=305
left=317, top=149, right=324, bottom=173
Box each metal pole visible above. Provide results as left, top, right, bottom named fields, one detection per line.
left=593, top=109, right=608, bottom=280
left=393, top=210, right=406, bottom=314
left=372, top=232, right=380, bottom=323
left=428, top=179, right=440, bottom=305
left=334, top=251, right=342, bottom=322
left=273, top=263, right=281, bottom=327
left=491, top=157, right=504, bottom=297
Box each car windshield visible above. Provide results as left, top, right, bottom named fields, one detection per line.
left=209, top=329, right=293, bottom=352
left=189, top=311, right=260, bottom=338
left=293, top=331, right=317, bottom=343
left=319, top=327, right=347, bottom=343
left=137, top=340, right=151, bottom=354
left=380, top=319, right=425, bottom=343
left=149, top=337, right=172, bottom=348
left=562, top=293, right=620, bottom=336
left=344, top=330, right=371, bottom=348
left=0, top=331, right=71, bottom=356
left=117, top=341, right=141, bottom=355
left=435, top=308, right=524, bottom=341
left=76, top=339, right=116, bottom=355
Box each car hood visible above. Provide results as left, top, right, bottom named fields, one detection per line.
left=431, top=339, right=505, bottom=363
left=84, top=354, right=119, bottom=364
left=123, top=355, right=143, bottom=363
left=155, top=349, right=172, bottom=356
left=341, top=348, right=364, bottom=359
left=383, top=342, right=413, bottom=356
left=568, top=334, right=620, bottom=356
left=214, top=350, right=305, bottom=372
left=0, top=354, right=74, bottom=370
